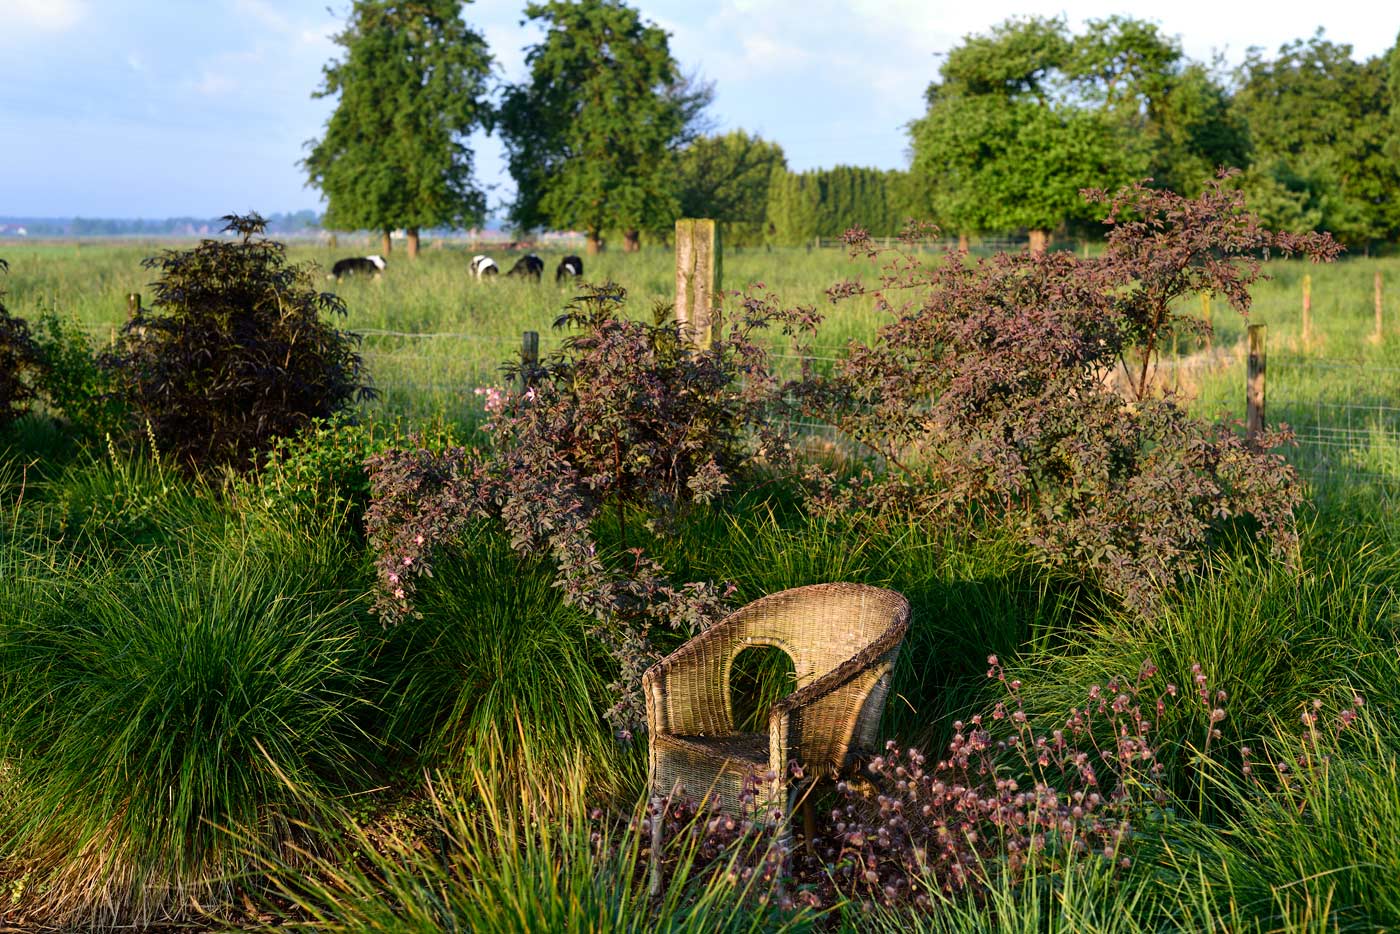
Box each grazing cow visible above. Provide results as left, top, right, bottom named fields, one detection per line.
left=470, top=254, right=499, bottom=279
left=507, top=254, right=544, bottom=281
left=555, top=254, right=583, bottom=284
left=330, top=254, right=386, bottom=280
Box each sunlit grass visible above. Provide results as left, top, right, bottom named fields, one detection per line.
left=3, top=241, right=1400, bottom=929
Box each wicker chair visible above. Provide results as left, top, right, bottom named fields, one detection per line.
left=642, top=583, right=910, bottom=818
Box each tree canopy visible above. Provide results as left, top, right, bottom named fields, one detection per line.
left=303, top=0, right=493, bottom=257
left=1233, top=31, right=1400, bottom=248
left=498, top=0, right=687, bottom=253
left=910, top=16, right=1244, bottom=248
left=673, top=131, right=786, bottom=246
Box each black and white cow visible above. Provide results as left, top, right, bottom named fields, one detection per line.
left=330, top=254, right=386, bottom=280
left=506, top=254, right=544, bottom=281
left=470, top=254, right=499, bottom=279
left=554, top=254, right=583, bottom=284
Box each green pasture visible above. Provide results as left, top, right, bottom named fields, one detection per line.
left=2, top=239, right=1400, bottom=929
left=9, top=238, right=1400, bottom=492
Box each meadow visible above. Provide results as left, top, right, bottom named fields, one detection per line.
left=2, top=236, right=1400, bottom=931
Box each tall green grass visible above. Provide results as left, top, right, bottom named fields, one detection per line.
left=4, top=242, right=1400, bottom=928
left=0, top=503, right=377, bottom=926
left=256, top=737, right=818, bottom=933
left=375, top=526, right=638, bottom=798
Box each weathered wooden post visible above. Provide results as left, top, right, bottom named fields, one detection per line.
left=1302, top=274, right=1312, bottom=346
left=1200, top=293, right=1212, bottom=351
left=675, top=218, right=722, bottom=349
left=520, top=330, right=539, bottom=392
left=127, top=293, right=141, bottom=318
left=1373, top=271, right=1384, bottom=344
left=1246, top=324, right=1266, bottom=445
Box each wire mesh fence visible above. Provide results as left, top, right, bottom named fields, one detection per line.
left=1270, top=357, right=1400, bottom=491
left=83, top=314, right=1400, bottom=491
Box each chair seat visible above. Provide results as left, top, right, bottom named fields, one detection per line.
left=654, top=731, right=769, bottom=765
left=650, top=732, right=771, bottom=810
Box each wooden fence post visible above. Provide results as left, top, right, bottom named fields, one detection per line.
left=1302, top=274, right=1312, bottom=346
left=127, top=293, right=141, bottom=318
left=1246, top=324, right=1266, bottom=445
left=520, top=330, right=539, bottom=392
left=1201, top=293, right=1212, bottom=351
left=675, top=218, right=721, bottom=349
left=1374, top=271, right=1384, bottom=344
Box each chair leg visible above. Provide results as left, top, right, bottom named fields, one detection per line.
left=784, top=779, right=819, bottom=855
left=648, top=781, right=681, bottom=899
left=802, top=792, right=817, bottom=856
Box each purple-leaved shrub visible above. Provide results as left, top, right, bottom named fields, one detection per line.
left=0, top=259, right=46, bottom=429
left=102, top=213, right=374, bottom=470
left=365, top=283, right=816, bottom=733
left=800, top=176, right=1340, bottom=611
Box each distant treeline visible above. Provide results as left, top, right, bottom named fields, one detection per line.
left=0, top=211, right=321, bottom=238
left=764, top=167, right=927, bottom=244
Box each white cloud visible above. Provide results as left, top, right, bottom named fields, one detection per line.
left=299, top=25, right=336, bottom=49
left=736, top=33, right=811, bottom=72
left=231, top=0, right=291, bottom=34
left=6, top=0, right=86, bottom=33
left=194, top=71, right=237, bottom=96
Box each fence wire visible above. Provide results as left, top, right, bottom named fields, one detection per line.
left=1268, top=356, right=1400, bottom=491
left=81, top=321, right=1400, bottom=488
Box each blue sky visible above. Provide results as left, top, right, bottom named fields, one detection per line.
left=1, top=0, right=1396, bottom=219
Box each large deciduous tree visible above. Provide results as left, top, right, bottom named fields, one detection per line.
left=499, top=0, right=687, bottom=254
left=910, top=17, right=1127, bottom=252
left=303, top=0, right=493, bottom=259
left=673, top=131, right=785, bottom=246
left=910, top=16, right=1243, bottom=250
left=1233, top=31, right=1400, bottom=249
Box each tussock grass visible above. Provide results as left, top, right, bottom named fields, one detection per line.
left=376, top=525, right=638, bottom=799
left=256, top=734, right=817, bottom=933
left=0, top=512, right=377, bottom=926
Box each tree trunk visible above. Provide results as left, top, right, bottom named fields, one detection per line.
left=623, top=229, right=641, bottom=253
left=381, top=230, right=392, bottom=256
left=957, top=232, right=969, bottom=253
left=1028, top=229, right=1050, bottom=254
left=407, top=227, right=420, bottom=258
left=586, top=231, right=603, bottom=255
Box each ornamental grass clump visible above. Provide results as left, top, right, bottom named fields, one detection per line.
left=102, top=213, right=374, bottom=470
left=802, top=176, right=1340, bottom=611
left=0, top=520, right=374, bottom=927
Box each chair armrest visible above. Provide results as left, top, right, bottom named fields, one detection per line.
left=768, top=634, right=902, bottom=775
left=643, top=623, right=740, bottom=737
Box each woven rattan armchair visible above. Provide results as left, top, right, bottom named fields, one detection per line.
left=642, top=583, right=910, bottom=818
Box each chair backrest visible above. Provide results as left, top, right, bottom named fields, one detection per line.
left=718, top=583, right=906, bottom=697
left=646, top=583, right=910, bottom=753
